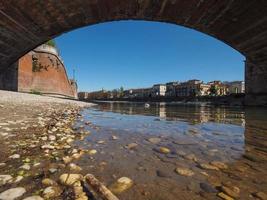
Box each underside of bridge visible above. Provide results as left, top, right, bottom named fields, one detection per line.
left=0, top=0, right=267, bottom=105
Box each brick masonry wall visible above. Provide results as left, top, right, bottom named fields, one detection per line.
left=18, top=51, right=77, bottom=99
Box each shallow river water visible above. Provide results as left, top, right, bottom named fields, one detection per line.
left=73, top=102, right=267, bottom=200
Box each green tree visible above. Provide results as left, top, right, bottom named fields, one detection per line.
left=119, top=86, right=124, bottom=97
left=46, top=40, right=57, bottom=48
left=209, top=85, right=218, bottom=96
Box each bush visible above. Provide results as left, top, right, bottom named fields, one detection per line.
left=30, top=89, right=42, bottom=95
left=46, top=40, right=56, bottom=48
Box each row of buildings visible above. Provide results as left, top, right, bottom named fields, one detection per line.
left=79, top=80, right=245, bottom=100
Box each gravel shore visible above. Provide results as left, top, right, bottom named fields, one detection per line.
left=0, top=90, right=95, bottom=199
left=0, top=90, right=92, bottom=106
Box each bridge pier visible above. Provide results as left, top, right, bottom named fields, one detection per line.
left=0, top=63, right=18, bottom=91
left=245, top=60, right=267, bottom=106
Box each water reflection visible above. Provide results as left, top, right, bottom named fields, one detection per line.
left=77, top=101, right=267, bottom=200
left=95, top=101, right=246, bottom=126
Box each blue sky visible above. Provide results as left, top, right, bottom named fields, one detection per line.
left=55, top=20, right=245, bottom=92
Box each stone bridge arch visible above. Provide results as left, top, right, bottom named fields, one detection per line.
left=0, top=0, right=267, bottom=105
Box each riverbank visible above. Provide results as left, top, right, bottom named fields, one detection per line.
left=0, top=90, right=95, bottom=199
left=83, top=94, right=245, bottom=107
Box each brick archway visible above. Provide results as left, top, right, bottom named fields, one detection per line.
left=0, top=0, right=267, bottom=105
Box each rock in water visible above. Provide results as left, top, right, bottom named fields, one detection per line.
left=198, top=163, right=219, bottom=171
left=175, top=168, right=194, bottom=176
left=59, top=174, right=83, bottom=186
left=217, top=192, right=234, bottom=200
left=148, top=137, right=161, bottom=144
left=0, top=187, right=26, bottom=200
left=156, top=170, right=171, bottom=178
left=200, top=182, right=217, bottom=193
left=158, top=147, right=171, bottom=154
left=108, top=177, right=133, bottom=194
left=220, top=185, right=240, bottom=198
left=210, top=161, right=228, bottom=170
left=68, top=163, right=82, bottom=172
left=88, top=149, right=97, bottom=155
left=126, top=143, right=138, bottom=149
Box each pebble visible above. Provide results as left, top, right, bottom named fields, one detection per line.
left=112, top=135, right=118, bottom=140
left=49, top=168, right=58, bottom=174
left=184, top=154, right=197, bottom=162
left=13, top=176, right=23, bottom=183
left=109, top=177, right=133, bottom=194
left=41, top=144, right=55, bottom=150
left=63, top=156, right=73, bottom=164
left=23, top=196, right=44, bottom=200
left=220, top=185, right=240, bottom=198
left=72, top=152, right=84, bottom=159
left=126, top=143, right=138, bottom=149
left=148, top=137, right=161, bottom=144
left=43, top=186, right=61, bottom=199
left=217, top=192, right=234, bottom=200
left=254, top=192, right=267, bottom=200
left=41, top=136, right=47, bottom=141
left=199, top=163, right=219, bottom=171
left=20, top=164, right=31, bottom=170
left=42, top=178, right=57, bottom=186
left=9, top=154, right=20, bottom=159
left=0, top=163, right=6, bottom=168
left=69, top=163, right=82, bottom=172
left=88, top=149, right=97, bottom=155
left=59, top=174, right=83, bottom=186
left=200, top=182, right=217, bottom=193
left=175, top=167, right=194, bottom=176
left=0, top=175, right=13, bottom=186
left=49, top=135, right=56, bottom=141
left=210, top=161, right=228, bottom=170
left=0, top=187, right=26, bottom=200
left=158, top=147, right=171, bottom=154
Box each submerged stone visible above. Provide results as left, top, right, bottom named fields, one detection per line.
left=175, top=167, right=194, bottom=176
left=126, top=143, right=138, bottom=149
left=217, top=192, right=234, bottom=200
left=158, top=147, right=171, bottom=154
left=210, top=161, right=228, bottom=170
left=109, top=177, right=133, bottom=194
left=200, top=182, right=217, bottom=193
left=148, top=137, right=161, bottom=144
left=198, top=163, right=219, bottom=171
left=59, top=174, right=83, bottom=186
left=220, top=185, right=240, bottom=198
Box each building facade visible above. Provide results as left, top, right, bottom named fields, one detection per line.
left=166, top=82, right=179, bottom=97
left=152, top=84, right=166, bottom=97
left=225, top=81, right=245, bottom=94
left=208, top=81, right=228, bottom=96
